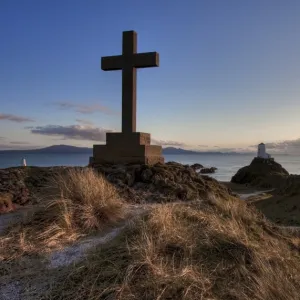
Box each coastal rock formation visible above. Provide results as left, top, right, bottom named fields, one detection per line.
left=190, top=163, right=203, bottom=171
left=231, top=157, right=289, bottom=188
left=96, top=162, right=232, bottom=203
left=200, top=167, right=218, bottom=174
left=0, top=167, right=81, bottom=210
left=0, top=163, right=234, bottom=212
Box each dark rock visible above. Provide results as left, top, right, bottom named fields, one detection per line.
left=0, top=163, right=235, bottom=209
left=0, top=166, right=80, bottom=209
left=96, top=162, right=233, bottom=203
left=190, top=163, right=204, bottom=171
left=141, top=168, right=153, bottom=183
left=200, top=167, right=217, bottom=174
left=231, top=157, right=289, bottom=188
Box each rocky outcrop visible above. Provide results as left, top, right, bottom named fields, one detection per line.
left=0, top=167, right=81, bottom=210
left=200, top=167, right=217, bottom=174
left=231, top=157, right=289, bottom=188
left=190, top=163, right=203, bottom=171
left=96, top=162, right=232, bottom=203
left=0, top=163, right=234, bottom=212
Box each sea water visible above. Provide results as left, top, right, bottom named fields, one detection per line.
left=0, top=152, right=299, bottom=182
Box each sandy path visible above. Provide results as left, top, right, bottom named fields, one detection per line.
left=237, top=189, right=274, bottom=200
left=48, top=205, right=147, bottom=269
left=0, top=204, right=148, bottom=300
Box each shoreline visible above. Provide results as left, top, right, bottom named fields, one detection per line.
left=221, top=181, right=273, bottom=196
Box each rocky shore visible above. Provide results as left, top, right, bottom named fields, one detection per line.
left=0, top=162, right=232, bottom=213
left=96, top=162, right=229, bottom=203
left=1, top=159, right=300, bottom=225
left=0, top=167, right=83, bottom=212
left=1, top=160, right=300, bottom=299
left=231, top=157, right=289, bottom=188
left=230, top=157, right=300, bottom=225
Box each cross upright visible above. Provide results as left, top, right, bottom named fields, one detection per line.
left=101, top=30, right=159, bottom=134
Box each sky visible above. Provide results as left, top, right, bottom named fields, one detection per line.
left=0, top=0, right=300, bottom=154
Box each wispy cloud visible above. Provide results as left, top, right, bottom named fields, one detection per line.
left=9, top=141, right=31, bottom=145
left=0, top=143, right=39, bottom=150
left=0, top=113, right=34, bottom=123
left=152, top=139, right=185, bottom=147
left=55, top=101, right=118, bottom=115
left=29, top=123, right=187, bottom=147
left=76, top=119, right=94, bottom=125
left=30, top=125, right=113, bottom=141
left=250, top=138, right=300, bottom=154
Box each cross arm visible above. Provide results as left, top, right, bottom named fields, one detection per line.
left=101, top=55, right=123, bottom=71
left=133, top=52, right=159, bottom=68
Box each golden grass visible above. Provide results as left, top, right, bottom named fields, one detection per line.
left=0, top=168, right=125, bottom=260
left=0, top=192, right=14, bottom=213
left=48, top=195, right=300, bottom=300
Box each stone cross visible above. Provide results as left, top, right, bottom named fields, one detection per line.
left=101, top=30, right=159, bottom=133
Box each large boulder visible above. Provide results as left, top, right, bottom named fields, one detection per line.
left=200, top=167, right=217, bottom=174
left=231, top=157, right=289, bottom=188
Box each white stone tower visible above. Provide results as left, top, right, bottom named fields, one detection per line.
left=257, top=143, right=271, bottom=159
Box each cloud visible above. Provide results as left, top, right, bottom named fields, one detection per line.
left=249, top=138, right=300, bottom=154
left=152, top=139, right=185, bottom=147
left=266, top=139, right=300, bottom=150
left=0, top=143, right=39, bottom=150
left=76, top=119, right=94, bottom=125
left=30, top=125, right=113, bottom=141
left=55, top=101, right=118, bottom=115
left=29, top=124, right=186, bottom=147
left=198, top=145, right=208, bottom=147
left=9, top=141, right=31, bottom=145
left=0, top=113, right=34, bottom=123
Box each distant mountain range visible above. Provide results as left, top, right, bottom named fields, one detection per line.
left=0, top=144, right=254, bottom=155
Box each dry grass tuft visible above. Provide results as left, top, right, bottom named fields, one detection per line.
left=49, top=195, right=300, bottom=300
left=0, top=192, right=14, bottom=213
left=0, top=168, right=125, bottom=260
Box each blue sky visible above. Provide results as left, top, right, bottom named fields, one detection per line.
left=1, top=0, right=300, bottom=153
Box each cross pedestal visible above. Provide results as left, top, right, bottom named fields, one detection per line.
left=91, top=31, right=164, bottom=166
left=92, top=132, right=164, bottom=165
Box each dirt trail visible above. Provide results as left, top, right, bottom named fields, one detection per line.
left=48, top=204, right=147, bottom=269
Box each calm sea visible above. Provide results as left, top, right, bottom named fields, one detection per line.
left=0, top=152, right=299, bottom=182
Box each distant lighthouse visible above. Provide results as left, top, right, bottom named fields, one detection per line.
left=22, top=158, right=27, bottom=167
left=257, top=143, right=271, bottom=159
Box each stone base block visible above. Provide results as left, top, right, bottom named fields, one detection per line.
left=92, top=144, right=164, bottom=165
left=91, top=131, right=164, bottom=166
left=106, top=132, right=151, bottom=146
left=93, top=144, right=162, bottom=157
left=91, top=155, right=164, bottom=165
